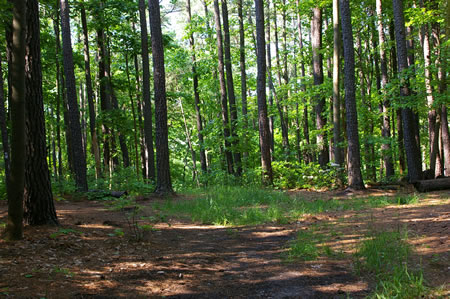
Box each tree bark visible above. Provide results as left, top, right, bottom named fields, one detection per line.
left=149, top=0, right=173, bottom=194
left=340, top=0, right=364, bottom=190
left=60, top=0, right=88, bottom=191
left=376, top=0, right=394, bottom=178
left=139, top=0, right=156, bottom=181
left=414, top=178, right=450, bottom=192
left=392, top=0, right=423, bottom=182
left=237, top=0, right=248, bottom=161
left=221, top=0, right=242, bottom=175
left=80, top=5, right=101, bottom=179
left=24, top=0, right=58, bottom=226
left=213, top=0, right=234, bottom=175
left=332, top=0, right=342, bottom=166
left=53, top=7, right=63, bottom=178
left=255, top=0, right=272, bottom=185
left=6, top=0, right=27, bottom=240
left=266, top=0, right=275, bottom=157
left=311, top=7, right=329, bottom=167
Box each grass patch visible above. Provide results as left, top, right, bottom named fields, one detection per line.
left=154, top=187, right=421, bottom=226
left=355, top=229, right=429, bottom=298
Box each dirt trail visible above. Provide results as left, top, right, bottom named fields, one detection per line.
left=0, top=190, right=448, bottom=298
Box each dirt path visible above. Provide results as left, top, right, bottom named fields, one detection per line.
left=0, top=189, right=448, bottom=298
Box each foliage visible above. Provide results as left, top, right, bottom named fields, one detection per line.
left=272, top=161, right=345, bottom=189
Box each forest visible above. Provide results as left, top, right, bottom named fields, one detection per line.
left=0, top=0, right=449, bottom=297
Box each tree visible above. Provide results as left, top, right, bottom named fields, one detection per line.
left=340, top=0, right=364, bottom=190
left=139, top=0, right=156, bottom=181
left=6, top=0, right=27, bottom=240
left=392, top=0, right=422, bottom=182
left=186, top=0, right=207, bottom=173
left=60, top=0, right=88, bottom=191
left=221, top=0, right=242, bottom=175
left=376, top=0, right=394, bottom=178
left=255, top=0, right=272, bottom=184
left=0, top=55, right=10, bottom=184
left=24, top=0, right=58, bottom=225
left=237, top=0, right=248, bottom=160
left=80, top=4, right=101, bottom=179
left=213, top=0, right=234, bottom=175
left=311, top=6, right=329, bottom=167
left=332, top=0, right=343, bottom=166
left=149, top=0, right=173, bottom=194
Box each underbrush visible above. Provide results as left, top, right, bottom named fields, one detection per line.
left=153, top=186, right=420, bottom=226
left=355, top=229, right=429, bottom=298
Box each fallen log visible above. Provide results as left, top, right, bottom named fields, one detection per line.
left=413, top=178, right=450, bottom=192
left=87, top=189, right=128, bottom=198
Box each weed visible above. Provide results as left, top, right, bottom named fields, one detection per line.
left=288, top=230, right=320, bottom=261
left=395, top=194, right=419, bottom=205
left=354, top=229, right=429, bottom=298
left=49, top=228, right=82, bottom=239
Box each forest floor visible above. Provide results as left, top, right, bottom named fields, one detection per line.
left=0, top=186, right=449, bottom=298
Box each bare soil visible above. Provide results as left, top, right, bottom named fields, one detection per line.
left=0, top=188, right=448, bottom=298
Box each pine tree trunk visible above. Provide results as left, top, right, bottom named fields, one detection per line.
left=139, top=0, right=156, bottom=181
left=222, top=0, right=242, bottom=175
left=255, top=0, right=273, bottom=185
left=376, top=0, right=394, bottom=178
left=237, top=0, right=248, bottom=161
left=213, top=0, right=234, bottom=175
left=53, top=7, right=63, bottom=178
left=133, top=51, right=147, bottom=180
left=265, top=1, right=275, bottom=157
left=6, top=0, right=27, bottom=240
left=24, top=0, right=58, bottom=225
left=340, top=0, right=364, bottom=190
left=332, top=0, right=342, bottom=166
left=311, top=7, right=329, bottom=167
left=149, top=0, right=173, bottom=194
left=80, top=5, right=102, bottom=179
left=392, top=0, right=423, bottom=182
left=60, top=0, right=88, bottom=191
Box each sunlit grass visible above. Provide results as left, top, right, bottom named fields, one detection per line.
left=153, top=186, right=421, bottom=226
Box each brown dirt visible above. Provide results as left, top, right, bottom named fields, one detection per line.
left=0, top=188, right=448, bottom=298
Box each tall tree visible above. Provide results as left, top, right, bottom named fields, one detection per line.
left=6, top=0, right=27, bottom=240
left=149, top=0, right=173, bottom=193
left=80, top=4, right=101, bottom=179
left=213, top=0, right=234, bottom=174
left=392, top=0, right=422, bottom=182
left=186, top=0, right=207, bottom=173
left=221, top=0, right=242, bottom=175
left=311, top=7, right=329, bottom=167
left=237, top=0, right=248, bottom=160
left=376, top=0, right=394, bottom=178
left=332, top=0, right=342, bottom=165
left=60, top=0, right=88, bottom=191
left=340, top=0, right=364, bottom=190
left=255, top=0, right=272, bottom=184
left=23, top=0, right=58, bottom=225
left=138, top=0, right=156, bottom=181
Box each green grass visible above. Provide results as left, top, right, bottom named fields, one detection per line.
left=355, top=229, right=429, bottom=298
left=153, top=187, right=421, bottom=226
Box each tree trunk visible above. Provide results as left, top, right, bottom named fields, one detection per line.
left=186, top=0, right=207, bottom=173
left=149, top=0, right=173, bottom=194
left=414, top=178, right=450, bottom=192
left=332, top=0, right=342, bottom=166
left=80, top=5, right=101, bottom=179
left=180, top=100, right=199, bottom=186
left=392, top=0, right=422, bottom=182
left=340, top=0, right=365, bottom=190
left=311, top=7, right=329, bottom=167
left=266, top=1, right=275, bottom=157
left=53, top=7, right=63, bottom=178
left=24, top=0, right=58, bottom=226
left=139, top=0, right=156, bottom=181
left=213, top=0, right=234, bottom=175
left=296, top=0, right=311, bottom=164
left=237, top=0, right=248, bottom=161
left=133, top=51, right=147, bottom=180
left=0, top=55, right=10, bottom=184
left=6, top=0, right=27, bottom=240
left=376, top=0, right=394, bottom=178
left=60, top=0, right=88, bottom=191
left=255, top=0, right=273, bottom=185
left=221, top=0, right=242, bottom=175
